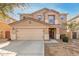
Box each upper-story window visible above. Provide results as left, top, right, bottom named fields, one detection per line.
left=48, top=15, right=55, bottom=24
left=37, top=15, right=42, bottom=20
left=60, top=15, right=65, bottom=20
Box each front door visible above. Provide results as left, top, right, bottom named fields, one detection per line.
left=72, top=32, right=77, bottom=39
left=5, top=31, right=10, bottom=39
left=49, top=28, right=56, bottom=39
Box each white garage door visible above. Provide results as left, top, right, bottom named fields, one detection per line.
left=16, top=29, right=43, bottom=40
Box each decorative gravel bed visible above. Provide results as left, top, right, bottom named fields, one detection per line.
left=44, top=42, right=79, bottom=56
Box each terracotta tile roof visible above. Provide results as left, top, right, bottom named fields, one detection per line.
left=9, top=17, right=52, bottom=26
left=32, top=8, right=60, bottom=14
left=9, top=17, right=64, bottom=30
left=20, top=8, right=67, bottom=17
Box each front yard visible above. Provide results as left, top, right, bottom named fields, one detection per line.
left=0, top=39, right=79, bottom=56
left=44, top=40, right=79, bottom=56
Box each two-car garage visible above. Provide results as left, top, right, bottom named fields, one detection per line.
left=10, top=18, right=49, bottom=41
left=16, top=29, right=44, bottom=40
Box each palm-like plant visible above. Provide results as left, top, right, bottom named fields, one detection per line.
left=0, top=3, right=29, bottom=19
left=67, top=21, right=79, bottom=31
left=63, top=21, right=79, bottom=43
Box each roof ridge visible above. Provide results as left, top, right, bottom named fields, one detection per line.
left=69, top=15, right=79, bottom=21
left=32, top=8, right=60, bottom=14
left=9, top=17, right=52, bottom=26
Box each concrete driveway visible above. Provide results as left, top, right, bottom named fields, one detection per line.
left=1, top=40, right=44, bottom=56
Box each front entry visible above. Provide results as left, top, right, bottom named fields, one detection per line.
left=49, top=28, right=56, bottom=39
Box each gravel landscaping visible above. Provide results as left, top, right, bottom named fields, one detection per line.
left=44, top=40, right=79, bottom=56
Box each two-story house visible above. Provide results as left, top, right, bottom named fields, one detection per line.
left=9, top=8, right=67, bottom=40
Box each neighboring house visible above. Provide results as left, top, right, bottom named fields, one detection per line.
left=0, top=21, right=11, bottom=39
left=0, top=13, right=16, bottom=40
left=9, top=8, right=67, bottom=40
left=68, top=15, right=79, bottom=39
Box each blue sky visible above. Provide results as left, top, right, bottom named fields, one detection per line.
left=10, top=3, right=79, bottom=20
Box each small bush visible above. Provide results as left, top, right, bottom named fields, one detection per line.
left=62, top=36, right=69, bottom=43
left=60, top=34, right=69, bottom=43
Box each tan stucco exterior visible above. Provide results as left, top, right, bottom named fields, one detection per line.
left=0, top=21, right=11, bottom=39
left=68, top=15, right=79, bottom=39
left=10, top=18, right=50, bottom=40
left=10, top=8, right=67, bottom=40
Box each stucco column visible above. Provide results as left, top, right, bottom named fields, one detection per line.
left=44, top=29, right=49, bottom=40
left=56, top=28, right=60, bottom=39
left=10, top=30, right=16, bottom=40
left=77, top=30, right=79, bottom=39
left=3, top=31, right=5, bottom=39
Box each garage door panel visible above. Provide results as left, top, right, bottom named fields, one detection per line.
left=16, top=29, right=43, bottom=40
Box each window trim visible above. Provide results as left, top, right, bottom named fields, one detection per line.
left=37, top=15, right=42, bottom=20
left=48, top=15, right=55, bottom=24
left=60, top=15, right=65, bottom=20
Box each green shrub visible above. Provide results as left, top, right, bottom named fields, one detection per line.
left=60, top=34, right=69, bottom=43
left=62, top=36, right=69, bottom=43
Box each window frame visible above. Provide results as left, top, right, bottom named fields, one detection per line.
left=60, top=15, right=65, bottom=20
left=48, top=15, right=55, bottom=24
left=37, top=15, right=43, bottom=20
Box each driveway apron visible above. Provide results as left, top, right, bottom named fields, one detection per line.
left=1, top=40, right=44, bottom=56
